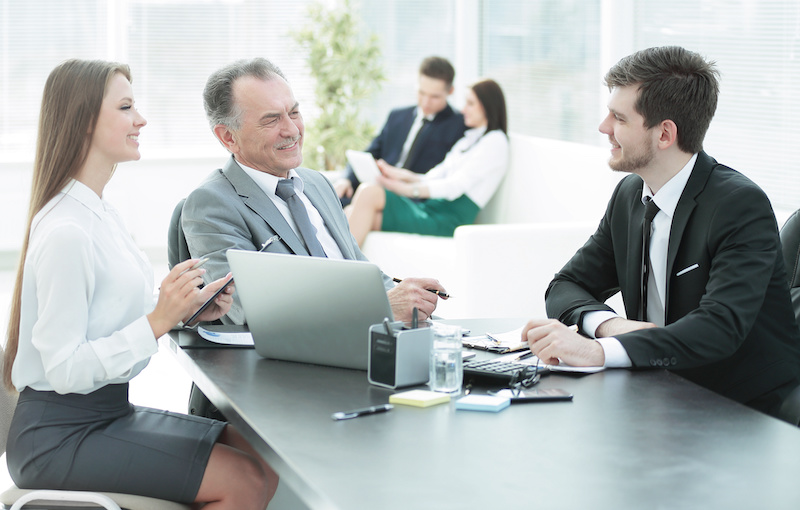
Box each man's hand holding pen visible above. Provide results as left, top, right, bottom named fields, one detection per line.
left=392, top=277, right=451, bottom=299
left=523, top=320, right=604, bottom=367
left=386, top=277, right=447, bottom=322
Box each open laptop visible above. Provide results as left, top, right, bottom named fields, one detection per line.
left=226, top=249, right=393, bottom=370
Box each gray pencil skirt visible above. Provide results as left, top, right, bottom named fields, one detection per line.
left=6, top=383, right=225, bottom=504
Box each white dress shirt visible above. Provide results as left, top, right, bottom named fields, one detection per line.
left=423, top=127, right=509, bottom=207
left=238, top=163, right=344, bottom=259
left=12, top=180, right=158, bottom=394
left=585, top=154, right=697, bottom=367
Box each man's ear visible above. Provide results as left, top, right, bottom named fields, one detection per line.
left=657, top=119, right=678, bottom=149
left=213, top=124, right=237, bottom=153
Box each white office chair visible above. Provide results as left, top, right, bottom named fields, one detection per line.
left=0, top=345, right=191, bottom=510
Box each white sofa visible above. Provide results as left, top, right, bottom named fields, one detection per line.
left=361, top=133, right=624, bottom=319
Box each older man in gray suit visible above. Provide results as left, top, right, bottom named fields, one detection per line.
left=182, top=58, right=445, bottom=326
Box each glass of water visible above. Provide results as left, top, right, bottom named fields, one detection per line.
left=429, top=323, right=463, bottom=393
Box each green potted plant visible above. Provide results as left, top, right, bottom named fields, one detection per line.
left=292, top=0, right=385, bottom=172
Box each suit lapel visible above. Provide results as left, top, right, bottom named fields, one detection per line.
left=221, top=158, right=310, bottom=256
left=665, top=152, right=715, bottom=312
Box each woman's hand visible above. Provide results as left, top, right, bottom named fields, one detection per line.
left=377, top=175, right=411, bottom=195
left=376, top=159, right=419, bottom=182
left=184, top=273, right=235, bottom=324
left=148, top=259, right=208, bottom=338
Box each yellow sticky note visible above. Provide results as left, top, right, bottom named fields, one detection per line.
left=389, top=390, right=451, bottom=408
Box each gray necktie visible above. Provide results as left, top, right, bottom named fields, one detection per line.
left=275, top=178, right=327, bottom=257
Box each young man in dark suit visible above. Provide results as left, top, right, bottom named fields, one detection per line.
left=336, top=56, right=466, bottom=204
left=523, top=46, right=800, bottom=417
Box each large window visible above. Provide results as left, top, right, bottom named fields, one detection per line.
left=0, top=0, right=317, bottom=161
left=633, top=0, right=800, bottom=212
left=2, top=0, right=800, bottom=212
left=479, top=0, right=603, bottom=144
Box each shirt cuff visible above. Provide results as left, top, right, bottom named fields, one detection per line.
left=127, top=315, right=160, bottom=359
left=423, top=179, right=447, bottom=200
left=595, top=337, right=632, bottom=368
left=582, top=310, right=620, bottom=339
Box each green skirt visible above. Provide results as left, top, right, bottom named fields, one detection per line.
left=381, top=191, right=480, bottom=237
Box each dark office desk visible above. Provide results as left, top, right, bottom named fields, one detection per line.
left=167, top=318, right=800, bottom=510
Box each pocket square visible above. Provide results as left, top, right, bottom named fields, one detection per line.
left=676, top=263, right=699, bottom=277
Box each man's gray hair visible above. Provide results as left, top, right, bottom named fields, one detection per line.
left=203, top=57, right=287, bottom=130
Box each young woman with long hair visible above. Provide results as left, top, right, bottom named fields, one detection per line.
left=3, top=59, right=277, bottom=509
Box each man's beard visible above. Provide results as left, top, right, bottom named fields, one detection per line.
left=608, top=138, right=655, bottom=173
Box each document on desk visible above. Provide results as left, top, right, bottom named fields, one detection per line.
left=462, top=327, right=528, bottom=353
left=198, top=325, right=254, bottom=346
left=496, top=351, right=605, bottom=374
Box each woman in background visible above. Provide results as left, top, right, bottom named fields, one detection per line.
left=346, top=78, right=509, bottom=246
left=4, top=59, right=276, bottom=509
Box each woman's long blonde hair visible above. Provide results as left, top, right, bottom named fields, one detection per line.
left=3, top=59, right=131, bottom=390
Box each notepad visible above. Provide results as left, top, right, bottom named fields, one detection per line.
left=455, top=394, right=511, bottom=412
left=389, top=390, right=451, bottom=408
left=462, top=326, right=528, bottom=353
left=198, top=325, right=254, bottom=346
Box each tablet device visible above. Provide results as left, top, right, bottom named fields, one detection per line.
left=346, top=150, right=381, bottom=184
left=184, top=277, right=234, bottom=328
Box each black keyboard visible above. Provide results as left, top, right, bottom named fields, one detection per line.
left=463, top=359, right=544, bottom=383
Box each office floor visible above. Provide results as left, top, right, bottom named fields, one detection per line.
left=0, top=263, right=307, bottom=509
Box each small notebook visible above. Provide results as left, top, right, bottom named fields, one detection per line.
left=389, top=390, right=451, bottom=408
left=455, top=394, right=511, bottom=413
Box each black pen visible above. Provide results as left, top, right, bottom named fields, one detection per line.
left=515, top=351, right=534, bottom=361
left=331, top=404, right=394, bottom=421
left=392, top=277, right=451, bottom=299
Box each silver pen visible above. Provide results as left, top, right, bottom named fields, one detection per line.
left=259, top=234, right=281, bottom=252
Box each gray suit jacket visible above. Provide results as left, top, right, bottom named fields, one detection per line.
left=182, top=156, right=393, bottom=324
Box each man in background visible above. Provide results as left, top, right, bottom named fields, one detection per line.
left=524, top=46, right=800, bottom=418
left=336, top=56, right=466, bottom=205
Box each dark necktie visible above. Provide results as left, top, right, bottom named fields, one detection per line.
left=275, top=178, right=327, bottom=257
left=402, top=118, right=430, bottom=169
left=640, top=198, right=661, bottom=321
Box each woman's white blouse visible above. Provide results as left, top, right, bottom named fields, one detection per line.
left=423, top=126, right=509, bottom=207
left=12, top=180, right=158, bottom=394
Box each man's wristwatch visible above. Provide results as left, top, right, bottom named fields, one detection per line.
left=412, top=185, right=420, bottom=198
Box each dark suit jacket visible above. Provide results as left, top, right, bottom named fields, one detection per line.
left=546, top=151, right=800, bottom=405
left=345, top=104, right=466, bottom=192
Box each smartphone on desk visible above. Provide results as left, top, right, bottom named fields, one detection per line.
left=497, top=388, right=573, bottom=403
